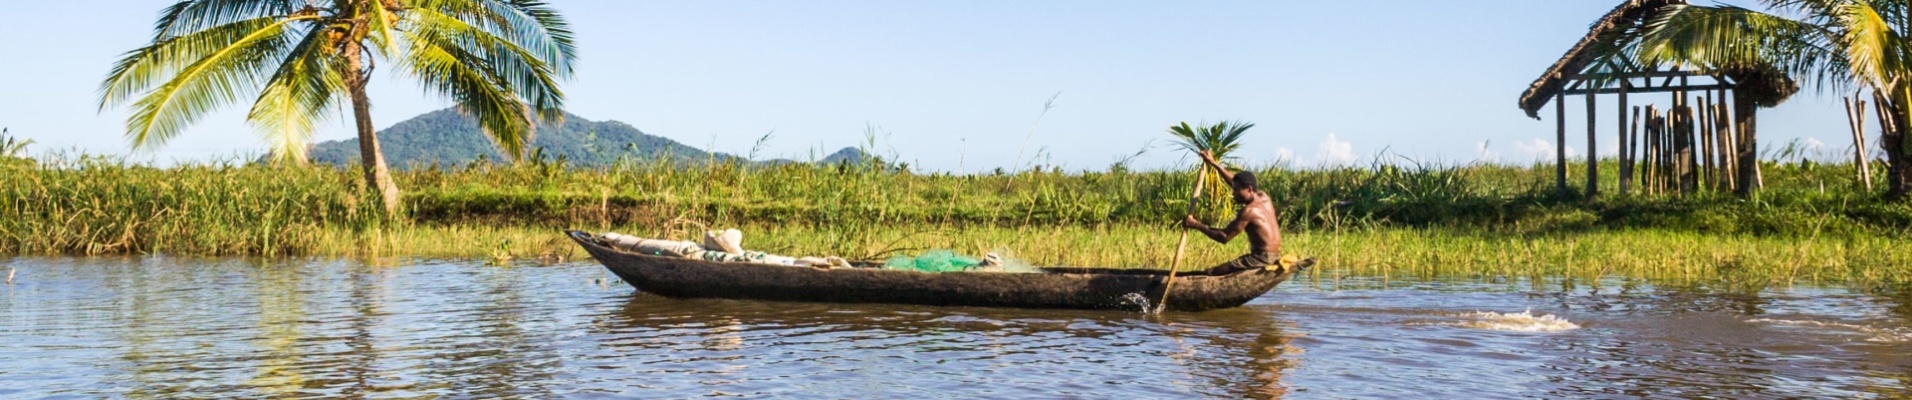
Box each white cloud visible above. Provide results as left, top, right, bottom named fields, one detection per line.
left=1511, top=138, right=1576, bottom=162
left=1476, top=141, right=1498, bottom=163
left=1316, top=133, right=1355, bottom=166
left=1273, top=147, right=1297, bottom=164
left=1803, top=137, right=1826, bottom=152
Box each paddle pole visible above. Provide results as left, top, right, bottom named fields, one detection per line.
left=1157, top=167, right=1206, bottom=313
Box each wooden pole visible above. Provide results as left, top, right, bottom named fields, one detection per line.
left=1645, top=106, right=1659, bottom=194
left=1663, top=107, right=1675, bottom=193
left=1719, top=91, right=1738, bottom=191
left=1556, top=90, right=1569, bottom=196
left=1705, top=94, right=1720, bottom=189
left=1677, top=107, right=1688, bottom=191
left=1848, top=97, right=1874, bottom=190
left=1722, top=103, right=1736, bottom=189
left=1586, top=91, right=1599, bottom=196
left=1624, top=104, right=1639, bottom=194
left=1159, top=167, right=1207, bottom=313
left=1700, top=94, right=1715, bottom=190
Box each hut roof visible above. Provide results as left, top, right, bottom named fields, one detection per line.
left=1518, top=0, right=1686, bottom=119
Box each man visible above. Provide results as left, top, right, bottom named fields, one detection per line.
left=1180, top=151, right=1284, bottom=275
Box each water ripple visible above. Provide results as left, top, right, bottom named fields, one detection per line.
left=3, top=259, right=1910, bottom=398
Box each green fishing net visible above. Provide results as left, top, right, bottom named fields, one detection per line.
left=884, top=250, right=980, bottom=273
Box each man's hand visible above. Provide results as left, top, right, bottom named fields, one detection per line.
left=1181, top=215, right=1204, bottom=230
left=1199, top=150, right=1217, bottom=164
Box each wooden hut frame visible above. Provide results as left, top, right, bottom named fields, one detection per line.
left=1517, top=0, right=1753, bottom=197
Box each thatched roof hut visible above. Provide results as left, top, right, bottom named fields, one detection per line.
left=1518, top=0, right=1686, bottom=119
left=1515, top=0, right=1779, bottom=197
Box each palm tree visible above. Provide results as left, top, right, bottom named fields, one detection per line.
left=0, top=128, right=32, bottom=159
left=1621, top=1, right=1912, bottom=197
left=1166, top=120, right=1255, bottom=202
left=98, top=0, right=577, bottom=213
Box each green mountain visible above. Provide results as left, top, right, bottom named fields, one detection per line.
left=309, top=108, right=865, bottom=169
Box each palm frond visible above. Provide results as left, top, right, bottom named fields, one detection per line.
left=1636, top=5, right=1845, bottom=92
left=101, top=16, right=289, bottom=110
left=1833, top=2, right=1912, bottom=91
left=150, top=0, right=302, bottom=40
left=409, top=0, right=576, bottom=122
left=362, top=0, right=401, bottom=58
left=479, top=0, right=578, bottom=74
left=120, top=16, right=308, bottom=149
left=405, top=7, right=565, bottom=119
left=401, top=25, right=536, bottom=159
left=247, top=28, right=346, bottom=164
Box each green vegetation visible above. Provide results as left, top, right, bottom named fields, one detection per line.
left=4, top=150, right=1910, bottom=290
left=98, top=0, right=577, bottom=213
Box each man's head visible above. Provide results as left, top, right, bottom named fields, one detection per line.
left=1230, top=170, right=1259, bottom=204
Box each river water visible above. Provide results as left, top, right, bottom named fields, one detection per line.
left=3, top=258, right=1909, bottom=399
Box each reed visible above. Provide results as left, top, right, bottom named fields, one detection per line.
left=3, top=151, right=1910, bottom=290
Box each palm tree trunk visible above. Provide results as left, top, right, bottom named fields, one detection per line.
left=1885, top=127, right=1912, bottom=199
left=1733, top=90, right=1760, bottom=197
left=343, top=41, right=402, bottom=214
left=1877, top=91, right=1912, bottom=199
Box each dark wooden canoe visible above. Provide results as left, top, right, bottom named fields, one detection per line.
left=568, top=230, right=1307, bottom=312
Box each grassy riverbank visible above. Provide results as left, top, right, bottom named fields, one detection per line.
left=4, top=153, right=1910, bottom=289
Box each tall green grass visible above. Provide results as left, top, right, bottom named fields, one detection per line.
left=3, top=151, right=1909, bottom=290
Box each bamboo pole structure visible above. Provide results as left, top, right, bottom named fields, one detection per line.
left=1847, top=97, right=1874, bottom=191
left=1586, top=91, right=1599, bottom=196
left=1719, top=90, right=1739, bottom=191
left=1645, top=106, right=1660, bottom=194
left=1159, top=167, right=1207, bottom=313
left=1705, top=93, right=1720, bottom=189
left=1679, top=105, right=1698, bottom=194
left=1556, top=91, right=1569, bottom=196
left=1722, top=103, right=1735, bottom=189
left=1657, top=108, right=1668, bottom=194
left=1625, top=105, right=1640, bottom=194
left=1679, top=76, right=1696, bottom=194
left=1665, top=107, right=1678, bottom=193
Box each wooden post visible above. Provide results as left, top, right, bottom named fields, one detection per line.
left=1718, top=89, right=1738, bottom=191
left=1556, top=90, right=1568, bottom=196
left=1682, top=103, right=1699, bottom=193
left=1624, top=104, right=1639, bottom=194
left=1734, top=88, right=1761, bottom=196
left=1679, top=76, right=1697, bottom=194
left=1699, top=94, right=1715, bottom=190
left=1645, top=106, right=1659, bottom=194
left=1586, top=91, right=1599, bottom=196
left=1705, top=93, right=1720, bottom=189
left=1847, top=97, right=1874, bottom=191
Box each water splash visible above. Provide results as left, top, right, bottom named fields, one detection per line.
left=1435, top=310, right=1580, bottom=332
left=1748, top=318, right=1912, bottom=343
left=1121, top=293, right=1154, bottom=314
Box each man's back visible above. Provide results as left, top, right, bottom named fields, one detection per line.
left=1239, top=192, right=1281, bottom=255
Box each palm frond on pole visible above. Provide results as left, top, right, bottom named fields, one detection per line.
left=1166, top=120, right=1255, bottom=202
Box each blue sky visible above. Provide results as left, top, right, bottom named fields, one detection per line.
left=0, top=1, right=1857, bottom=171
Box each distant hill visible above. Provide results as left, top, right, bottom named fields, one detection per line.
left=308, top=108, right=866, bottom=169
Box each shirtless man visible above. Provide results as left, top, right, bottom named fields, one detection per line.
left=1180, top=151, right=1284, bottom=275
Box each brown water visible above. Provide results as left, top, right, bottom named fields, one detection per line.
left=3, top=258, right=1910, bottom=399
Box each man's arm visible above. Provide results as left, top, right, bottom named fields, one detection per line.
left=1199, top=151, right=1234, bottom=183
left=1188, top=209, right=1250, bottom=244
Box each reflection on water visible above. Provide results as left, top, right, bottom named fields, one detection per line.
left=2, top=257, right=1909, bottom=398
